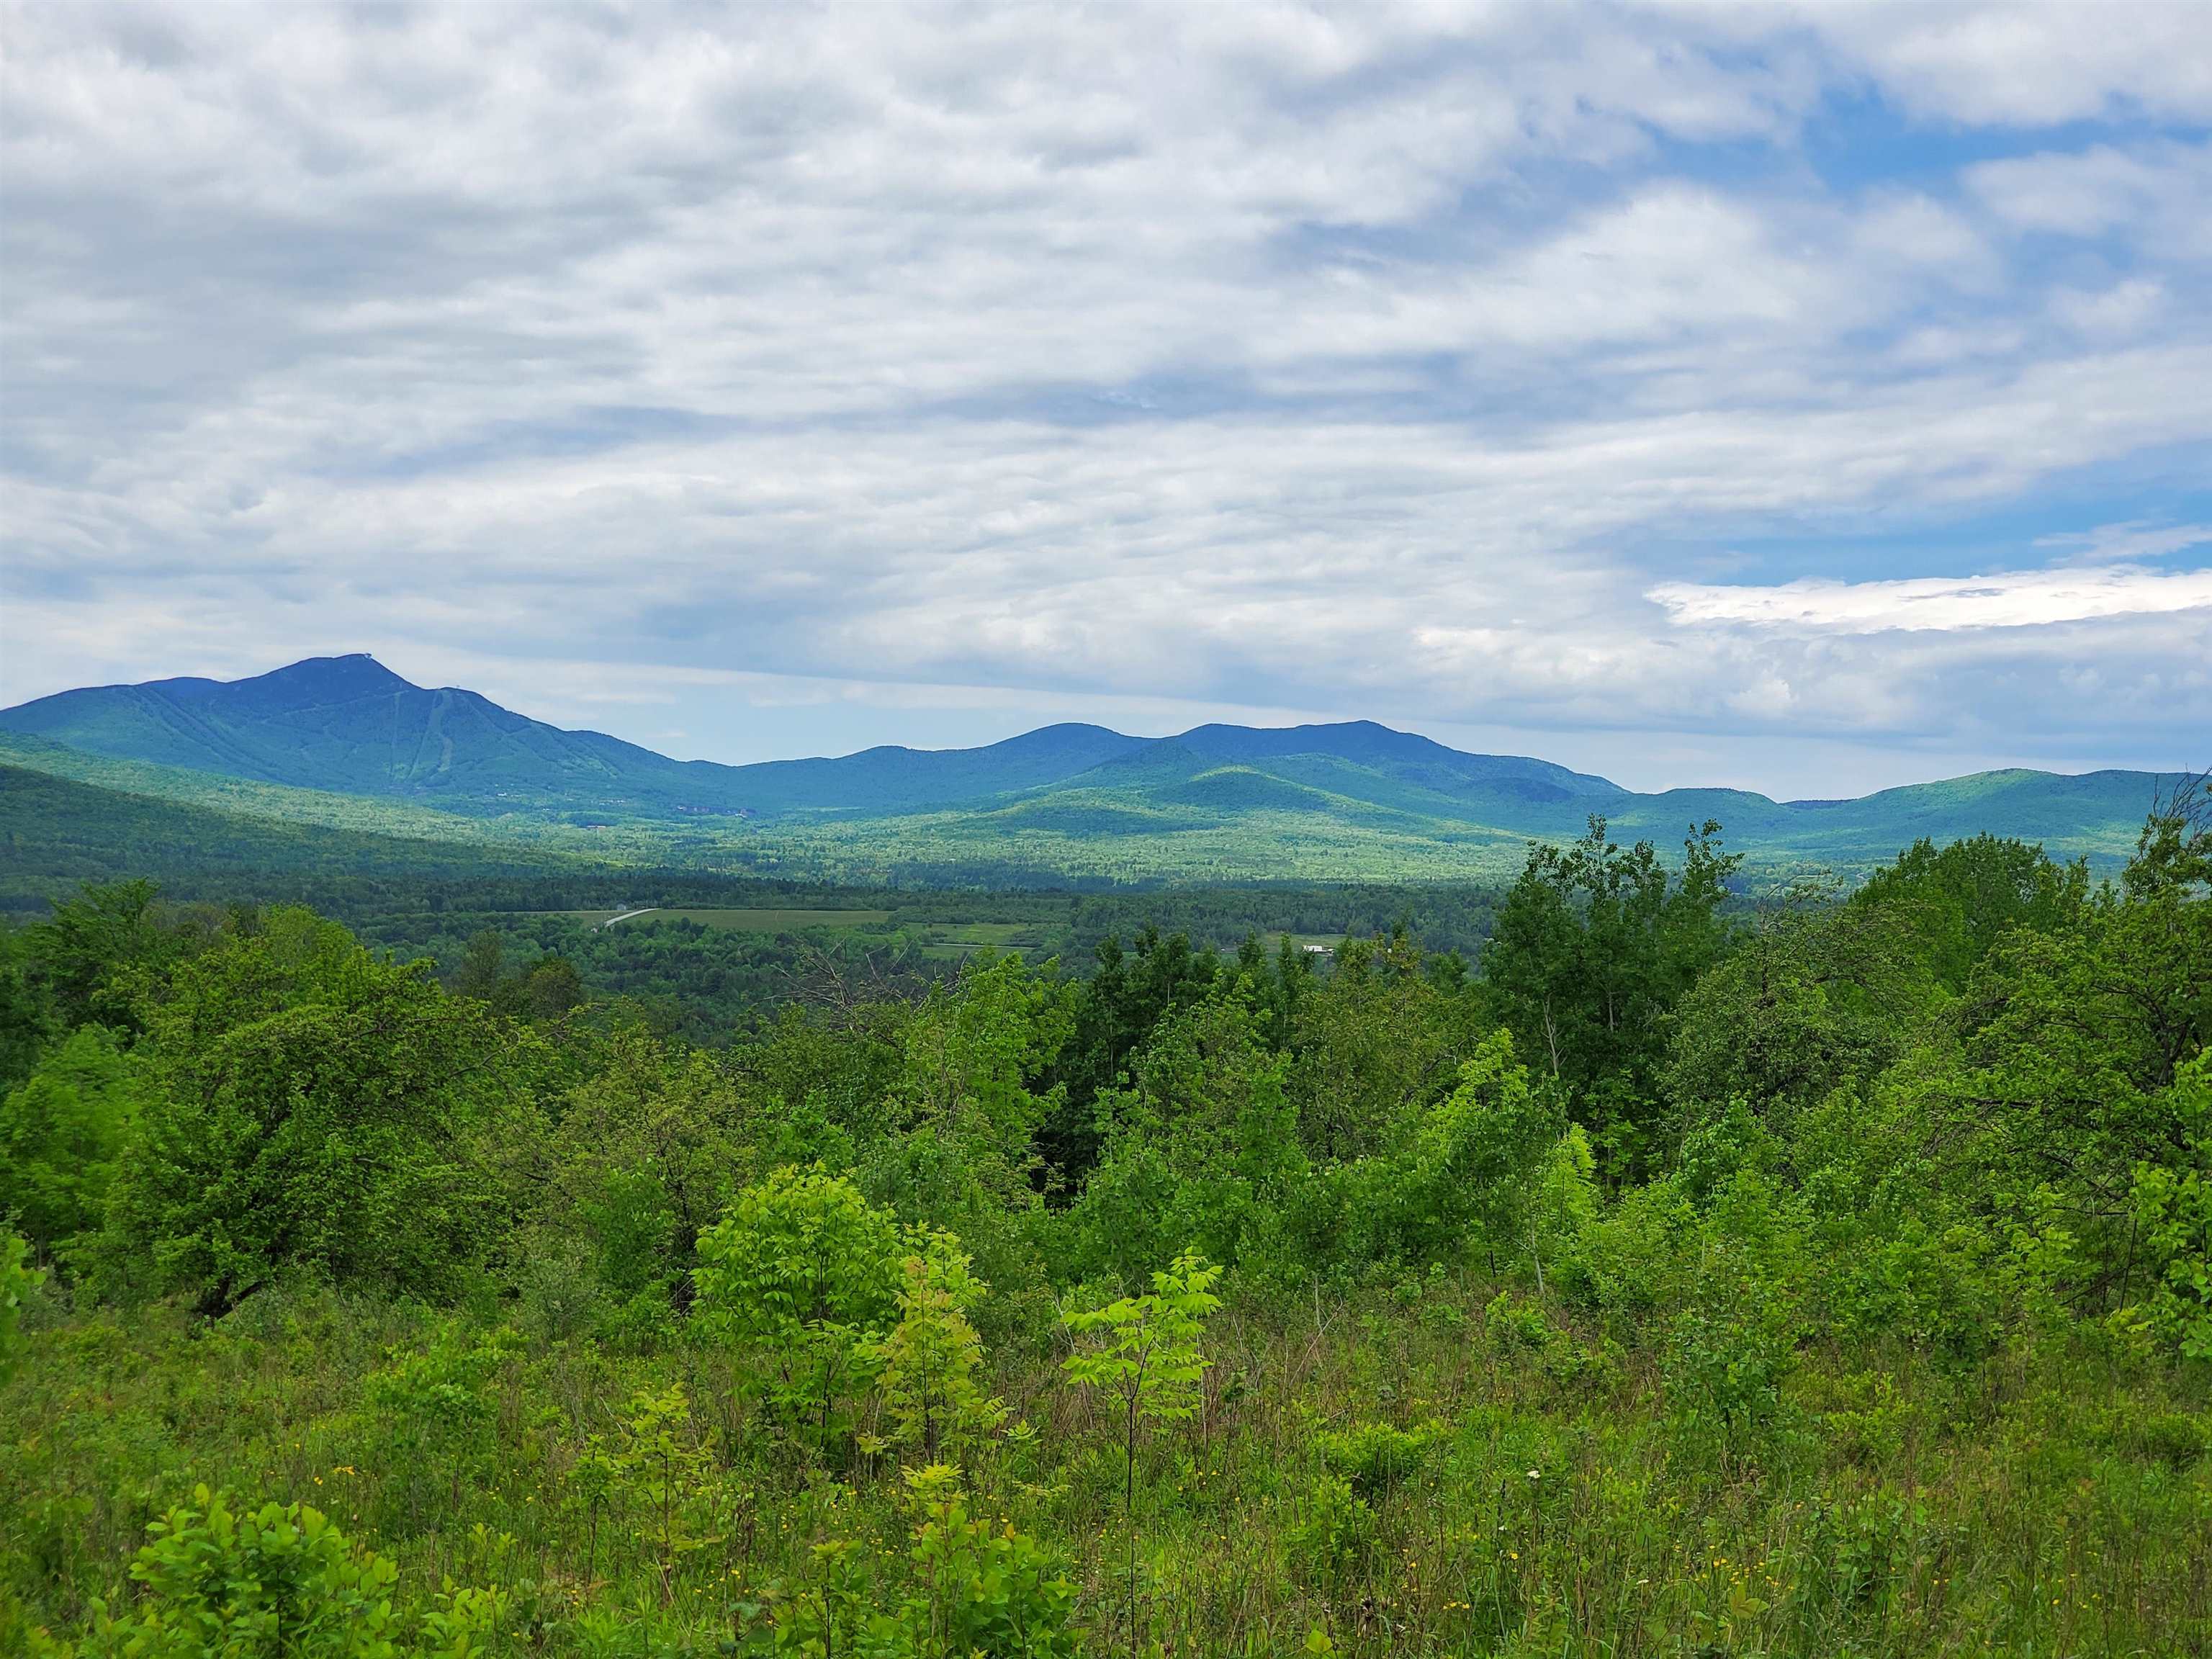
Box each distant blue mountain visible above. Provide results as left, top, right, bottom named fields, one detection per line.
left=0, top=654, right=2180, bottom=876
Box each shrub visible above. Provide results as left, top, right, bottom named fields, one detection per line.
left=81, top=1486, right=405, bottom=1658
left=1284, top=1473, right=1377, bottom=1588
left=1315, top=1421, right=1430, bottom=1501
left=693, top=1164, right=904, bottom=1452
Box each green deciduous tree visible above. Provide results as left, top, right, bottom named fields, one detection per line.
left=692, top=1164, right=904, bottom=1454
left=1482, top=817, right=1739, bottom=1174
left=0, top=1025, right=133, bottom=1260
left=1853, top=832, right=2088, bottom=993
left=2126, top=1052, right=2212, bottom=1362
left=94, top=911, right=536, bottom=1313
left=1289, top=925, right=1483, bottom=1162
left=1062, top=1248, right=1220, bottom=1656
left=1360, top=1030, right=1563, bottom=1273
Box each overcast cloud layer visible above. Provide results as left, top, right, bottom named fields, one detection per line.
left=3, top=1, right=2208, bottom=795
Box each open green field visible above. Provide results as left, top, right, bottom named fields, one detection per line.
left=563, top=906, right=894, bottom=930
left=915, top=920, right=1052, bottom=959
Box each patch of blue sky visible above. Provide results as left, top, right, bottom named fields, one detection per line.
left=1796, top=87, right=2205, bottom=194
left=1628, top=477, right=2212, bottom=590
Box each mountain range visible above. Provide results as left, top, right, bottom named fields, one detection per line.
left=0, top=654, right=2179, bottom=885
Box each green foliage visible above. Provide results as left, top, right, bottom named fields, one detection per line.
left=1663, top=899, right=1940, bottom=1136
left=0, top=1228, right=41, bottom=1381
left=1852, top=831, right=2088, bottom=992
left=1314, top=1421, right=1431, bottom=1501
left=94, top=911, right=536, bottom=1313
left=899, top=1464, right=1079, bottom=1659
left=1067, top=995, right=1302, bottom=1284
left=1358, top=1031, right=1560, bottom=1270
left=1062, top=1250, right=1220, bottom=1515
left=693, top=1165, right=905, bottom=1451
left=23, top=880, right=208, bottom=1038
left=2127, top=1052, right=2212, bottom=1361
left=0, top=1026, right=133, bottom=1258
left=4, top=792, right=2209, bottom=1658
left=1482, top=817, right=1739, bottom=1172
left=1289, top=926, right=1482, bottom=1161
left=366, top=1322, right=512, bottom=1534
left=1663, top=1169, right=1810, bottom=1469
left=868, top=1244, right=1006, bottom=1464
left=81, top=1485, right=405, bottom=1658
left=1283, top=1472, right=1376, bottom=1588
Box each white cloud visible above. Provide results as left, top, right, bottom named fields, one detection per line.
left=1967, top=142, right=2212, bottom=256
left=2, top=1, right=2209, bottom=789
left=1794, top=3, right=2212, bottom=127
left=2035, top=521, right=2212, bottom=564
left=1649, top=565, right=2212, bottom=634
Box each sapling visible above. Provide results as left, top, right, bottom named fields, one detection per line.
left=868, top=1239, right=1006, bottom=1465
left=693, top=1165, right=903, bottom=1459
left=1062, top=1249, right=1221, bottom=1655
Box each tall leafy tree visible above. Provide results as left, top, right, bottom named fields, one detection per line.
left=95, top=909, right=536, bottom=1313
left=1481, top=817, right=1739, bottom=1172
left=1042, top=928, right=1221, bottom=1181
left=0, top=1025, right=135, bottom=1261
left=1288, top=925, right=1484, bottom=1161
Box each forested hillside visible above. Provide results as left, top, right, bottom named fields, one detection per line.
left=2, top=658, right=2177, bottom=885
left=2, top=799, right=2208, bottom=1656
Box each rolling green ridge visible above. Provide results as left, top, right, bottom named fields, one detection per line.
left=0, top=763, right=586, bottom=912
left=1, top=656, right=2182, bottom=886
left=0, top=656, right=1146, bottom=820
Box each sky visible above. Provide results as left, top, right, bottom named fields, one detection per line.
left=2, top=1, right=2208, bottom=799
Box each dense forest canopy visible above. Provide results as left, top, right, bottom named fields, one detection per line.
left=1, top=794, right=2208, bottom=1656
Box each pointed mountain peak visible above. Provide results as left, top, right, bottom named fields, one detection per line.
left=225, top=654, right=419, bottom=707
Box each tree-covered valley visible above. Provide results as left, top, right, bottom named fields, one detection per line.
left=2, top=796, right=2208, bottom=1658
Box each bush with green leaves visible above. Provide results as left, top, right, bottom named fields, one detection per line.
left=366, top=1321, right=515, bottom=1534
left=1480, top=817, right=1740, bottom=1172
left=1283, top=1472, right=1377, bottom=1590
left=1356, top=1031, right=1561, bottom=1272
left=1662, top=1170, right=1811, bottom=1470
left=693, top=1164, right=905, bottom=1453
left=78, top=1486, right=407, bottom=1658
left=0, top=1228, right=40, bottom=1382
left=901, top=1462, right=1079, bottom=1659
left=1315, top=1421, right=1431, bottom=1502
left=868, top=1241, right=1006, bottom=1465
left=2126, top=1051, right=2212, bottom=1362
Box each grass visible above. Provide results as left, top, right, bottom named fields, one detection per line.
left=5, top=1274, right=2204, bottom=1657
